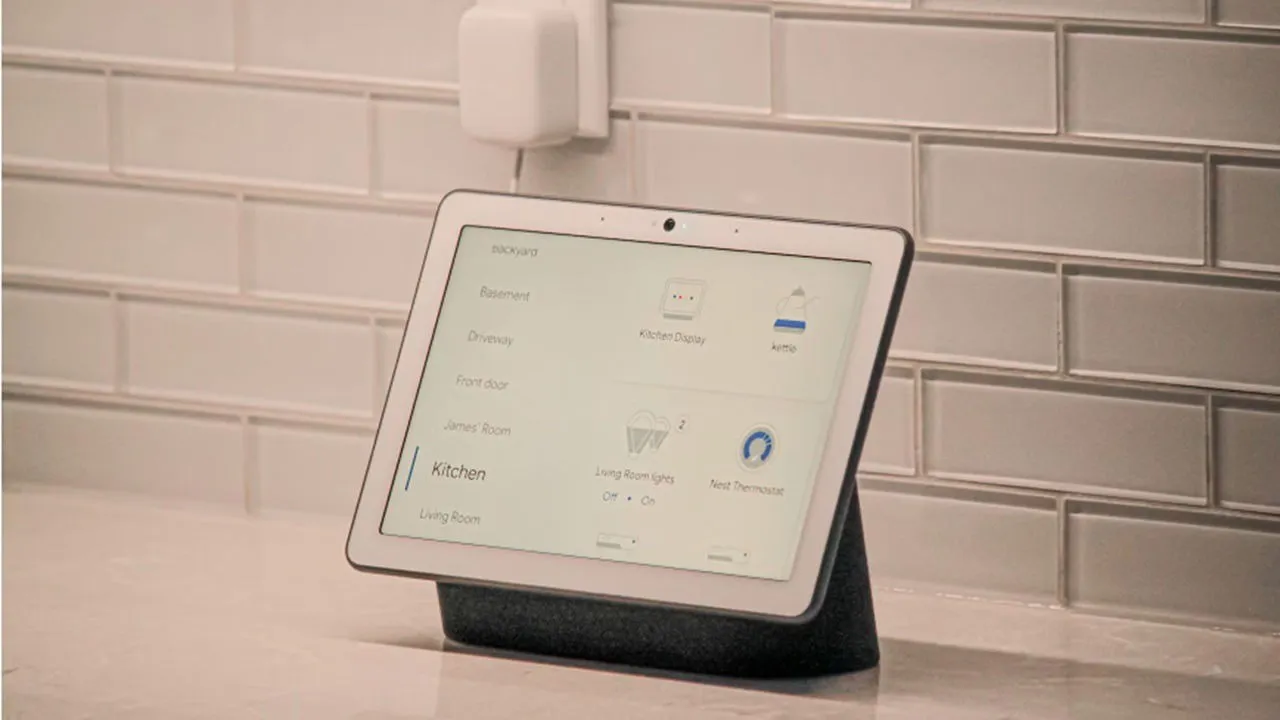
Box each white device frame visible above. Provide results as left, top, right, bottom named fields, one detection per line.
left=347, top=191, right=911, bottom=620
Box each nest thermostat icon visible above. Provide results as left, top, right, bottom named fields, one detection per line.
left=739, top=425, right=776, bottom=470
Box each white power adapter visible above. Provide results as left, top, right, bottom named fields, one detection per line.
left=458, top=0, right=608, bottom=149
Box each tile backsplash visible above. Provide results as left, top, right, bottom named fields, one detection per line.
left=3, top=0, right=1277, bottom=631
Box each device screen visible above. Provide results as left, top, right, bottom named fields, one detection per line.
left=380, top=226, right=872, bottom=580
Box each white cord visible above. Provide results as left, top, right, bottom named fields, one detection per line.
left=509, top=148, right=525, bottom=194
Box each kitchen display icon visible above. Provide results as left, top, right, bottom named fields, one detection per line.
left=662, top=279, right=705, bottom=320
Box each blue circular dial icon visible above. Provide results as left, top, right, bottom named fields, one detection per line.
left=740, top=426, right=776, bottom=470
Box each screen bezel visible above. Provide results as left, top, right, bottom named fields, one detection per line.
left=347, top=190, right=912, bottom=620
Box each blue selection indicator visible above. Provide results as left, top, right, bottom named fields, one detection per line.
left=404, top=446, right=420, bottom=491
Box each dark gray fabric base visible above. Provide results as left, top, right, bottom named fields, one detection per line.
left=437, top=490, right=878, bottom=678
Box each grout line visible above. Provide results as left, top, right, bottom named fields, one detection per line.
left=2, top=51, right=461, bottom=102
left=1205, top=0, right=1215, bottom=26
left=622, top=102, right=1280, bottom=158
left=912, top=362, right=1271, bottom=404
left=370, top=318, right=384, bottom=417
left=111, top=290, right=128, bottom=393
left=4, top=269, right=409, bottom=322
left=913, top=365, right=925, bottom=476
left=2, top=163, right=438, bottom=214
left=509, top=148, right=524, bottom=194
left=231, top=0, right=247, bottom=71
left=760, top=1, right=1280, bottom=42
left=366, top=91, right=380, bottom=197
left=1063, top=493, right=1280, bottom=527
left=910, top=131, right=923, bottom=239
left=628, top=109, right=642, bottom=202
left=767, top=4, right=779, bottom=117
left=1056, top=256, right=1280, bottom=285
left=1206, top=395, right=1219, bottom=507
left=927, top=241, right=1209, bottom=269
left=860, top=470, right=1280, bottom=522
left=1055, top=17, right=1280, bottom=40
left=924, top=470, right=1217, bottom=508
left=1056, top=260, right=1067, bottom=376
left=1057, top=497, right=1070, bottom=607
left=858, top=472, right=1060, bottom=504
left=1054, top=21, right=1067, bottom=135
left=234, top=192, right=250, bottom=296
left=1203, top=151, right=1217, bottom=267
left=103, top=68, right=119, bottom=173
left=242, top=415, right=257, bottom=515
left=767, top=2, right=1052, bottom=28
left=232, top=0, right=247, bottom=70
left=1068, top=367, right=1280, bottom=399
left=3, top=381, right=377, bottom=431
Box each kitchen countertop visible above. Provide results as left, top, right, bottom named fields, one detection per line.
left=3, top=486, right=1278, bottom=719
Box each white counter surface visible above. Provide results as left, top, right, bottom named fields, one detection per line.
left=4, top=486, right=1278, bottom=719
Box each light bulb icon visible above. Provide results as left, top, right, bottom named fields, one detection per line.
left=626, top=410, right=670, bottom=455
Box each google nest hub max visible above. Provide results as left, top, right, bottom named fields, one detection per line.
left=348, top=190, right=914, bottom=676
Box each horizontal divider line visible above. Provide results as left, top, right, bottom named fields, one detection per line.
left=2, top=381, right=378, bottom=432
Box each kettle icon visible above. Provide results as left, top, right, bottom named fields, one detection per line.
left=774, top=287, right=815, bottom=333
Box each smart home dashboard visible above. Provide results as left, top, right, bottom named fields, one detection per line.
left=379, top=226, right=872, bottom=581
